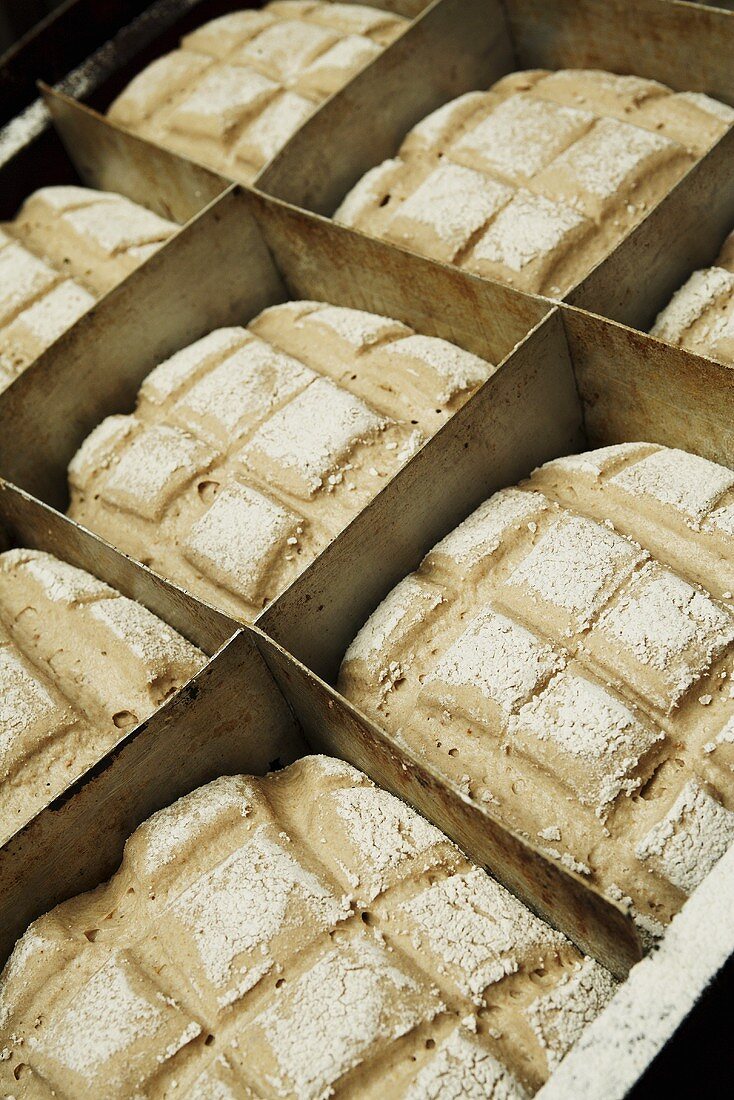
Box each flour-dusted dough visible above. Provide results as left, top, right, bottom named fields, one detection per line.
left=67, top=300, right=495, bottom=620
left=107, top=1, right=407, bottom=184
left=0, top=755, right=617, bottom=1097
left=0, top=549, right=205, bottom=844
left=0, top=186, right=177, bottom=390
left=335, top=70, right=734, bottom=296
left=651, top=227, right=734, bottom=364
left=339, top=443, right=734, bottom=935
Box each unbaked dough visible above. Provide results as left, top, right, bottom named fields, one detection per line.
left=335, top=70, right=734, bottom=296
left=0, top=186, right=177, bottom=391
left=107, top=1, right=407, bottom=183
left=651, top=226, right=734, bottom=364
left=0, top=548, right=205, bottom=844
left=67, top=300, right=495, bottom=620
left=340, top=443, right=734, bottom=935
left=0, top=755, right=617, bottom=1097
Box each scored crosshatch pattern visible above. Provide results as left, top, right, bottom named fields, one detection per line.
left=339, top=443, right=734, bottom=936
left=66, top=300, right=496, bottom=621
left=0, top=547, right=206, bottom=847
left=0, top=756, right=618, bottom=1098
left=334, top=69, right=734, bottom=296
left=651, top=225, right=734, bottom=365
left=0, top=186, right=178, bottom=392
left=106, top=1, right=408, bottom=184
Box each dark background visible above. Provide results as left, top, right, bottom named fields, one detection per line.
left=0, top=0, right=67, bottom=54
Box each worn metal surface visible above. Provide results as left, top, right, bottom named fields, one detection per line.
left=258, top=0, right=513, bottom=212
left=569, top=124, right=734, bottom=331
left=561, top=305, right=734, bottom=466
left=249, top=190, right=549, bottom=364
left=254, top=626, right=642, bottom=979
left=504, top=0, right=734, bottom=103
left=43, top=85, right=230, bottom=223
left=0, top=88, right=227, bottom=222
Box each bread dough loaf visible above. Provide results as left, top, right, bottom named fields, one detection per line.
left=67, top=300, right=495, bottom=620
left=0, top=186, right=177, bottom=391
left=339, top=443, right=734, bottom=935
left=335, top=70, right=734, bottom=296
left=651, top=227, right=734, bottom=364
left=107, top=1, right=407, bottom=184
left=0, top=755, right=617, bottom=1097
left=0, top=549, right=205, bottom=844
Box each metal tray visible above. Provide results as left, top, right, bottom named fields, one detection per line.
left=0, top=0, right=732, bottom=1093
left=0, top=167, right=732, bottom=1064
left=2, top=164, right=733, bottom=976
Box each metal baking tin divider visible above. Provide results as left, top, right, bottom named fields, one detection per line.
left=0, top=180, right=649, bottom=981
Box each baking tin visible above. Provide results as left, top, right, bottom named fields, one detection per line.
left=0, top=0, right=732, bottom=1092
left=255, top=0, right=734, bottom=312
left=31, top=0, right=428, bottom=186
